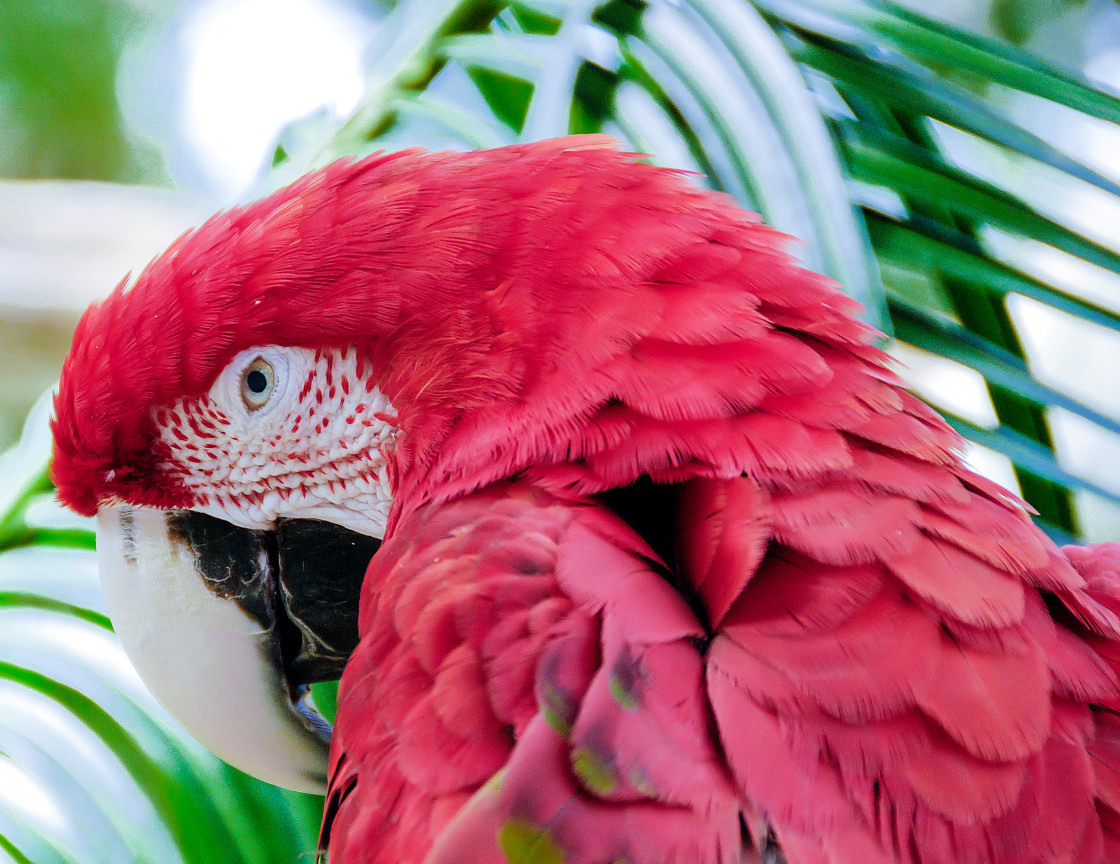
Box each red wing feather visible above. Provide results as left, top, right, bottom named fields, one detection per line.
left=554, top=517, right=703, bottom=643
left=567, top=636, right=736, bottom=807
left=920, top=509, right=1050, bottom=576
left=847, top=407, right=961, bottom=464
left=798, top=708, right=934, bottom=778
left=914, top=630, right=1051, bottom=762
left=1043, top=621, right=1120, bottom=701
left=843, top=447, right=971, bottom=505
left=886, top=534, right=1026, bottom=628
left=707, top=660, right=861, bottom=835
left=675, top=476, right=771, bottom=628
left=603, top=333, right=832, bottom=422
left=335, top=479, right=1120, bottom=864
left=725, top=589, right=941, bottom=723
left=770, top=487, right=923, bottom=566
left=721, top=550, right=886, bottom=637
left=1090, top=712, right=1120, bottom=813
left=893, top=729, right=1028, bottom=823
left=396, top=687, right=509, bottom=794
left=1026, top=737, right=1096, bottom=860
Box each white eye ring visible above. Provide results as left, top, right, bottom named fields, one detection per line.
left=213, top=346, right=293, bottom=423
left=241, top=356, right=276, bottom=411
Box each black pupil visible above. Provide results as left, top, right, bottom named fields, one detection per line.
left=246, top=369, right=269, bottom=394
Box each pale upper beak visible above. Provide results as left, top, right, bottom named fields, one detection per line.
left=95, top=504, right=379, bottom=794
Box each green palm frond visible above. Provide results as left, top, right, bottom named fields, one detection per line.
left=757, top=0, right=1120, bottom=540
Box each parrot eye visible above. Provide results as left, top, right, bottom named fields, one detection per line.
left=241, top=357, right=276, bottom=410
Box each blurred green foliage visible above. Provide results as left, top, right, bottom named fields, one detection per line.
left=0, top=0, right=167, bottom=183
left=990, top=0, right=1089, bottom=45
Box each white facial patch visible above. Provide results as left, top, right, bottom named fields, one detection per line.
left=155, top=346, right=398, bottom=537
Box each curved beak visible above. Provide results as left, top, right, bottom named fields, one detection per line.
left=95, top=504, right=379, bottom=794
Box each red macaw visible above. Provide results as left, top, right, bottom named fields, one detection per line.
left=51, top=136, right=1120, bottom=864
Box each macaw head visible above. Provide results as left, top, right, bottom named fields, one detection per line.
left=51, top=136, right=871, bottom=793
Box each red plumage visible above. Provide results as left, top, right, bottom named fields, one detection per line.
left=50, top=136, right=1120, bottom=864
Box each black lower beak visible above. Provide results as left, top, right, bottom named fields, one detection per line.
left=167, top=510, right=381, bottom=688
left=271, top=517, right=382, bottom=685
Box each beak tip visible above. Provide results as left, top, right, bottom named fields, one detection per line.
left=96, top=504, right=336, bottom=794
